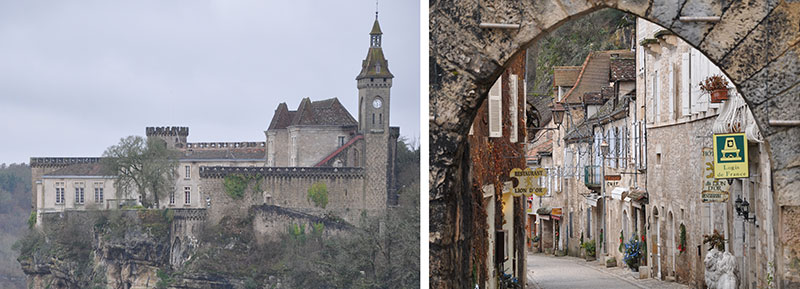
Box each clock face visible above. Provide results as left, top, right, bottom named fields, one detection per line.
left=372, top=98, right=382, bottom=108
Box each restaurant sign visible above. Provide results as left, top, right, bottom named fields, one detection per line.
left=510, top=167, right=547, bottom=197
left=702, top=147, right=730, bottom=203
left=712, top=133, right=749, bottom=179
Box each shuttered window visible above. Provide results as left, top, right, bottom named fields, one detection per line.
left=668, top=65, right=675, bottom=120
left=510, top=74, right=518, bottom=143
left=681, top=53, right=691, bottom=116
left=489, top=76, right=503, bottom=138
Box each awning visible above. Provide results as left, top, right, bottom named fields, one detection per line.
left=536, top=207, right=552, bottom=215
left=551, top=215, right=561, bottom=221
left=623, top=187, right=648, bottom=203
left=611, top=187, right=628, bottom=200
left=585, top=194, right=601, bottom=207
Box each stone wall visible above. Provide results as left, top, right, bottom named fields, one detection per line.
left=250, top=205, right=352, bottom=243
left=199, top=166, right=370, bottom=225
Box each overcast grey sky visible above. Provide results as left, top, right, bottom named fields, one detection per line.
left=0, top=0, right=419, bottom=164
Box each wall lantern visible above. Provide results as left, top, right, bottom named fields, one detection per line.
left=600, top=140, right=610, bottom=156
left=550, top=102, right=566, bottom=126
left=735, top=195, right=756, bottom=223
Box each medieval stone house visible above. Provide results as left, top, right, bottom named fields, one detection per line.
left=467, top=50, right=527, bottom=289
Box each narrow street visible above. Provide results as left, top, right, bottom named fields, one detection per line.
left=526, top=253, right=689, bottom=289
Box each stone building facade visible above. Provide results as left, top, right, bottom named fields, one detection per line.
left=528, top=49, right=648, bottom=269
left=638, top=17, right=776, bottom=288
left=30, top=17, right=399, bottom=227
left=465, top=50, right=528, bottom=289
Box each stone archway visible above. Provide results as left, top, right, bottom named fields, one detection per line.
left=429, top=1, right=800, bottom=288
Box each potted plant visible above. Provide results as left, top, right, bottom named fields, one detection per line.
left=581, top=239, right=596, bottom=261
left=700, top=74, right=730, bottom=103
left=624, top=233, right=643, bottom=273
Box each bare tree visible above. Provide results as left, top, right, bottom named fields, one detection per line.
left=102, top=136, right=177, bottom=208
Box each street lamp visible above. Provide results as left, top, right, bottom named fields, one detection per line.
left=735, top=195, right=756, bottom=223
left=599, top=138, right=609, bottom=254
left=550, top=102, right=566, bottom=126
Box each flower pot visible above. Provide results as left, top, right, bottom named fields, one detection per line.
left=711, top=88, right=728, bottom=103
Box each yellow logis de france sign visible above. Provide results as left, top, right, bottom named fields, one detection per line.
left=713, top=133, right=749, bottom=179
left=510, top=167, right=547, bottom=197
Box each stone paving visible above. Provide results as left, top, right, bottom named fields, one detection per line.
left=527, top=252, right=690, bottom=289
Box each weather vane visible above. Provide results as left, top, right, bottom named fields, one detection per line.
left=376, top=0, right=379, bottom=20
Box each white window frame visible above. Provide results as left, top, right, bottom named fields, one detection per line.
left=184, top=186, right=191, bottom=205
left=94, top=182, right=104, bottom=204
left=185, top=165, right=191, bottom=180
left=55, top=182, right=65, bottom=204
left=74, top=182, right=85, bottom=204
left=169, top=187, right=175, bottom=205
left=488, top=76, right=503, bottom=138
left=338, top=136, right=346, bottom=147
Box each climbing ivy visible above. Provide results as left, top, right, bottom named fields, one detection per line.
left=307, top=182, right=328, bottom=209
left=223, top=174, right=248, bottom=199
left=678, top=223, right=687, bottom=254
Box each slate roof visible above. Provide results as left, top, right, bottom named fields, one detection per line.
left=610, top=57, right=636, bottom=82
left=586, top=91, right=633, bottom=124
left=357, top=47, right=394, bottom=79
left=44, top=163, right=112, bottom=177
left=267, top=97, right=357, bottom=130
left=370, top=19, right=382, bottom=35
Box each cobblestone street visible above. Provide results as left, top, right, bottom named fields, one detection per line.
left=526, top=253, right=689, bottom=289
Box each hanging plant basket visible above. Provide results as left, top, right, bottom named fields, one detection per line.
left=711, top=89, right=728, bottom=103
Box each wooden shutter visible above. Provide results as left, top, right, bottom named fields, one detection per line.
left=697, top=53, right=709, bottom=112
left=668, top=65, right=675, bottom=120
left=654, top=71, right=660, bottom=123
left=510, top=74, right=518, bottom=143
left=489, top=76, right=502, bottom=138
left=681, top=53, right=691, bottom=116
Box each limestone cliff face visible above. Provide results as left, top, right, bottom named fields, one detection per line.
left=17, top=207, right=338, bottom=289
left=18, top=211, right=172, bottom=289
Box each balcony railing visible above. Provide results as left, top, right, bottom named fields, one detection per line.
left=584, top=165, right=602, bottom=188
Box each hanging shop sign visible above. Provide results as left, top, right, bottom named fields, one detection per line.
left=712, top=133, right=749, bottom=179
left=510, top=167, right=547, bottom=197
left=551, top=207, right=562, bottom=217
left=702, top=147, right=731, bottom=203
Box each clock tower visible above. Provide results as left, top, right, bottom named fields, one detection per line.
left=356, top=14, right=397, bottom=210
left=356, top=16, right=393, bottom=133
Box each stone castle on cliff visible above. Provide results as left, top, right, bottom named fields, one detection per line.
left=29, top=18, right=399, bottom=225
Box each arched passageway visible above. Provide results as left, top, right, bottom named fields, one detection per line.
left=429, top=1, right=800, bottom=288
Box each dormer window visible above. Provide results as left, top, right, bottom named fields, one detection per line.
left=376, top=64, right=381, bottom=73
